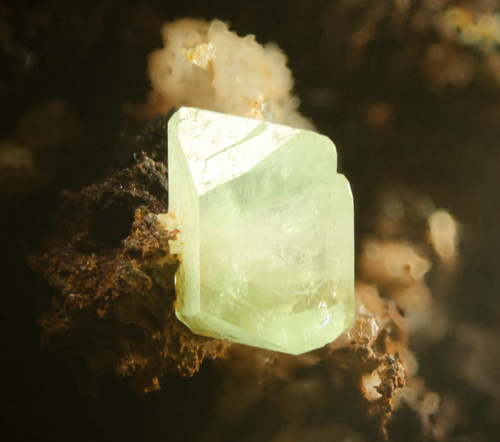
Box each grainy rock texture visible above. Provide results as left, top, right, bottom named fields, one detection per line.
left=29, top=151, right=229, bottom=395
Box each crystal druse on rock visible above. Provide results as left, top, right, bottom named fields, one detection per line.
left=168, top=107, right=354, bottom=354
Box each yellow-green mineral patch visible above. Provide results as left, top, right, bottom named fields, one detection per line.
left=168, top=107, right=354, bottom=354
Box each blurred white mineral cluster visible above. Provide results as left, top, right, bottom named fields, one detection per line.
left=148, top=19, right=314, bottom=130
left=353, top=190, right=460, bottom=433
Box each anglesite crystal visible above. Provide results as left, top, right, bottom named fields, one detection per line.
left=167, top=107, right=354, bottom=354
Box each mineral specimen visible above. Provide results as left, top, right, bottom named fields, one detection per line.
left=168, top=107, right=354, bottom=354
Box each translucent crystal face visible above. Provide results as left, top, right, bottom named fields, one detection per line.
left=168, top=107, right=354, bottom=354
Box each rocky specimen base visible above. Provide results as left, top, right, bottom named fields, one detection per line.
left=29, top=149, right=228, bottom=395
left=28, top=117, right=405, bottom=439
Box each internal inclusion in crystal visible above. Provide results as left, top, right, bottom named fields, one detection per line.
left=168, top=107, right=354, bottom=355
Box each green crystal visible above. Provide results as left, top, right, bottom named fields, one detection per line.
left=168, top=107, right=354, bottom=354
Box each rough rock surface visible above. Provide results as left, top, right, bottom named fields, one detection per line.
left=29, top=152, right=228, bottom=395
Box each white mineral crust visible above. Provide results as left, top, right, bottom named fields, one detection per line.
left=149, top=19, right=314, bottom=130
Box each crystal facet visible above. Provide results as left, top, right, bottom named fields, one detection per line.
left=168, top=107, right=354, bottom=354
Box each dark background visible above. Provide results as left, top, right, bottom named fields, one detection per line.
left=2, top=0, right=500, bottom=440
